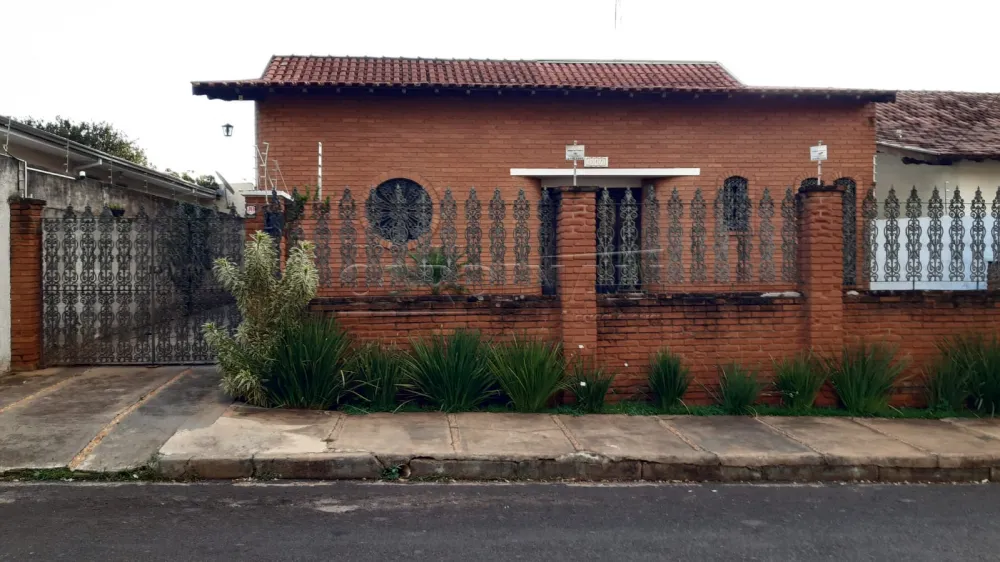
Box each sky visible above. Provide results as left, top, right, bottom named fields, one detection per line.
left=2, top=0, right=997, bottom=185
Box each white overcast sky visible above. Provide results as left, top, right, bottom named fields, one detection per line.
left=2, top=0, right=997, bottom=185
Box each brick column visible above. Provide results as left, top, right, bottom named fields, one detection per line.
left=555, top=187, right=598, bottom=361
left=242, top=194, right=269, bottom=240
left=10, top=198, right=46, bottom=371
left=798, top=183, right=845, bottom=353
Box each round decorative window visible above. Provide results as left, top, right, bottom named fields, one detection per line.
left=365, top=178, right=433, bottom=242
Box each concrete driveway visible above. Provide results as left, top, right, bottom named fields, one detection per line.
left=0, top=366, right=230, bottom=473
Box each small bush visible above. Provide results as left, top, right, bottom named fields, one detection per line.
left=773, top=352, right=825, bottom=411
left=715, top=364, right=762, bottom=415
left=350, top=342, right=408, bottom=410
left=406, top=330, right=495, bottom=412
left=569, top=359, right=616, bottom=413
left=924, top=357, right=971, bottom=413
left=265, top=316, right=354, bottom=409
left=487, top=337, right=565, bottom=413
left=940, top=333, right=1000, bottom=415
left=827, top=342, right=907, bottom=416
left=648, top=349, right=691, bottom=410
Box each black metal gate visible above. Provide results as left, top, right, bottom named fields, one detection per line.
left=41, top=203, right=244, bottom=366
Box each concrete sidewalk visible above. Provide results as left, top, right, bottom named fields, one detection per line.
left=157, top=405, right=1000, bottom=483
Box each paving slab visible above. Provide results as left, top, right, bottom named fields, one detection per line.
left=0, top=366, right=183, bottom=472
left=77, top=366, right=232, bottom=472
left=558, top=415, right=713, bottom=464
left=943, top=418, right=1000, bottom=440
left=858, top=418, right=1000, bottom=468
left=159, top=404, right=341, bottom=462
left=664, top=416, right=821, bottom=466
left=0, top=368, right=86, bottom=411
left=331, top=412, right=453, bottom=457
left=452, top=413, right=574, bottom=458
left=760, top=416, right=935, bottom=467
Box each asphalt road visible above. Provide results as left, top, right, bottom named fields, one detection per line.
left=1, top=481, right=999, bottom=561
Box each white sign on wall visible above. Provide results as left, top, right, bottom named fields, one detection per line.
left=810, top=144, right=828, bottom=162
left=565, top=144, right=585, bottom=161
left=245, top=205, right=256, bottom=217
left=583, top=156, right=609, bottom=168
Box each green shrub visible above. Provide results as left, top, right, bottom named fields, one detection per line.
left=487, top=337, right=565, bottom=413
left=827, top=342, right=907, bottom=416
left=715, top=364, right=762, bottom=415
left=406, top=330, right=495, bottom=411
left=350, top=342, right=408, bottom=410
left=939, top=333, right=1000, bottom=415
left=266, top=316, right=354, bottom=409
left=924, top=357, right=971, bottom=413
left=569, top=359, right=616, bottom=413
left=648, top=349, right=691, bottom=410
left=203, top=232, right=319, bottom=406
left=773, top=352, right=825, bottom=411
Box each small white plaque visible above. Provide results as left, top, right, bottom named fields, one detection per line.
left=245, top=204, right=256, bottom=217
left=565, top=144, right=585, bottom=160
left=810, top=145, right=828, bottom=161
left=583, top=156, right=609, bottom=168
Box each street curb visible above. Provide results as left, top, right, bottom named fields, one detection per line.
left=153, top=453, right=1000, bottom=483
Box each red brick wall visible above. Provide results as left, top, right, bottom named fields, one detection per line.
left=9, top=199, right=45, bottom=371
left=309, top=295, right=560, bottom=347
left=598, top=294, right=806, bottom=403
left=845, top=291, right=1000, bottom=406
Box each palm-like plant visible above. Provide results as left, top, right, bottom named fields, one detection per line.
left=203, top=231, right=319, bottom=406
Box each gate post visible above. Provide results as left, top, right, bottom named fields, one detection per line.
left=9, top=197, right=46, bottom=371
left=555, top=187, right=599, bottom=363
left=798, top=182, right=846, bottom=354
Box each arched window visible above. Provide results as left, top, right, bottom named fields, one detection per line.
left=800, top=177, right=819, bottom=189
left=723, top=176, right=749, bottom=232
left=364, top=178, right=432, bottom=242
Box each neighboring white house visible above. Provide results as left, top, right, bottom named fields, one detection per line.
left=875, top=91, right=1000, bottom=204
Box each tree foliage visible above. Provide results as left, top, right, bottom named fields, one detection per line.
left=203, top=232, right=319, bottom=405
left=166, top=169, right=220, bottom=190
left=22, top=116, right=150, bottom=166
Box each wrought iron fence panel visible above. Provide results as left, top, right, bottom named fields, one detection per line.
left=853, top=185, right=997, bottom=290
left=642, top=187, right=661, bottom=286
left=758, top=189, right=775, bottom=283
left=665, top=188, right=683, bottom=286
left=41, top=203, right=244, bottom=366
left=689, top=188, right=706, bottom=283
left=838, top=178, right=858, bottom=286
left=781, top=188, right=798, bottom=283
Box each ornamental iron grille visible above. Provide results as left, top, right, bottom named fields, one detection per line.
left=42, top=203, right=244, bottom=366
left=835, top=178, right=858, bottom=286
left=852, top=185, right=997, bottom=290
left=595, top=188, right=645, bottom=293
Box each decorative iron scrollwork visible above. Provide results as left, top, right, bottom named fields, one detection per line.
left=948, top=187, right=966, bottom=282
left=513, top=189, right=531, bottom=285
left=971, top=187, right=987, bottom=283
left=335, top=191, right=354, bottom=287
left=665, top=188, right=683, bottom=286
left=713, top=188, right=729, bottom=284
left=781, top=188, right=798, bottom=283
left=538, top=188, right=557, bottom=292
left=836, top=178, right=857, bottom=286
left=883, top=188, right=901, bottom=282
left=690, top=189, right=707, bottom=283
left=861, top=188, right=879, bottom=282
left=758, top=189, right=775, bottom=283
left=364, top=190, right=384, bottom=289
left=735, top=186, right=753, bottom=283
left=465, top=188, right=483, bottom=287
left=642, top=187, right=661, bottom=286
left=597, top=188, right=616, bottom=289
left=905, top=187, right=923, bottom=282
left=489, top=189, right=506, bottom=286
left=440, top=189, right=459, bottom=285
left=927, top=187, right=944, bottom=282
left=619, top=189, right=640, bottom=291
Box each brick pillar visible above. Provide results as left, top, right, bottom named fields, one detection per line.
left=243, top=195, right=269, bottom=240
left=555, top=187, right=598, bottom=361
left=10, top=198, right=46, bottom=371
left=798, top=183, right=845, bottom=353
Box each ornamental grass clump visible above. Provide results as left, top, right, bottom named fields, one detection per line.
left=406, top=330, right=495, bottom=412
left=648, top=348, right=691, bottom=410
left=266, top=316, right=354, bottom=409
left=773, top=352, right=826, bottom=411
left=350, top=342, right=409, bottom=410
left=934, top=332, right=1000, bottom=415
left=827, top=342, right=907, bottom=416
left=487, top=337, right=566, bottom=413
left=569, top=358, right=616, bottom=414
left=203, top=232, right=318, bottom=406
left=715, top=363, right=762, bottom=415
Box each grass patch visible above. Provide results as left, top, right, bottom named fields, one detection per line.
left=487, top=337, right=565, bottom=413
left=712, top=364, right=762, bottom=415
left=350, top=342, right=409, bottom=410
left=648, top=348, right=691, bottom=410
left=0, top=466, right=162, bottom=482
left=406, top=330, right=495, bottom=412
left=568, top=359, right=616, bottom=414
left=828, top=342, right=908, bottom=416
left=774, top=352, right=825, bottom=411
left=266, top=316, right=354, bottom=409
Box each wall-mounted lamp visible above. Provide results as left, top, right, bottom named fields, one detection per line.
left=222, top=123, right=233, bottom=137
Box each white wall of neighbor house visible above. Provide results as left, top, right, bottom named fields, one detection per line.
left=0, top=156, right=18, bottom=372
left=876, top=146, right=1000, bottom=205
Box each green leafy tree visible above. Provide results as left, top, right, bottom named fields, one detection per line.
left=22, top=116, right=150, bottom=166
left=203, top=232, right=319, bottom=405
left=166, top=169, right=220, bottom=190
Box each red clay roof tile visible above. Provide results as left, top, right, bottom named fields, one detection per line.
left=876, top=91, right=1000, bottom=158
